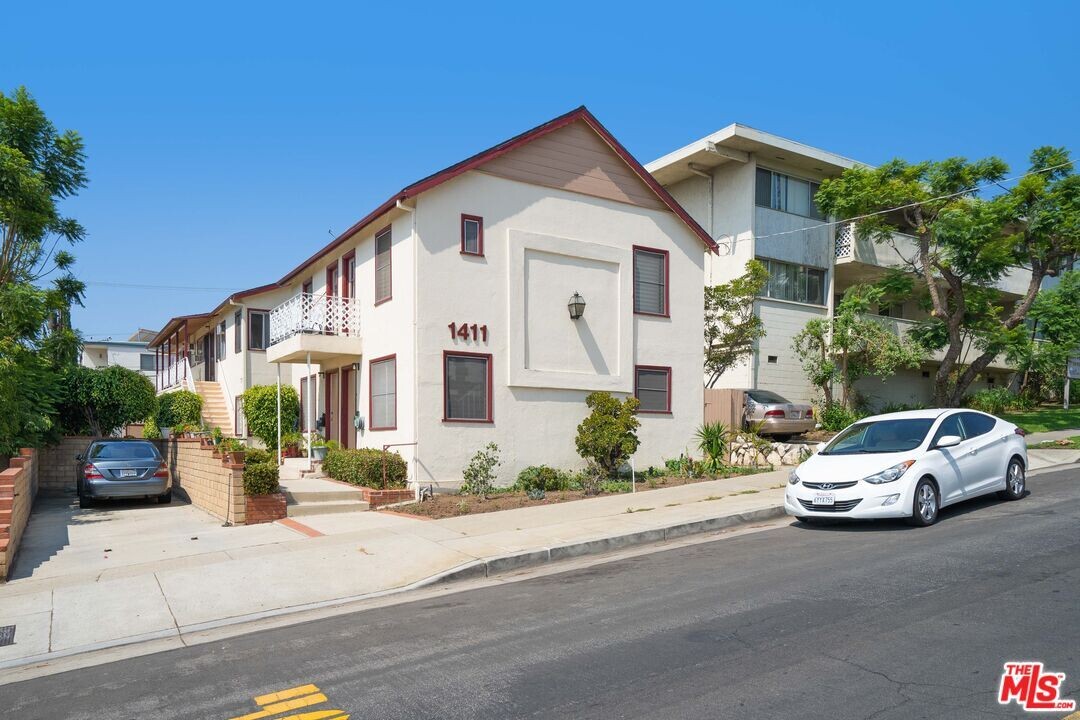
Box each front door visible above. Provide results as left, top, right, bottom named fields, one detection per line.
left=324, top=370, right=338, bottom=444
left=930, top=413, right=975, bottom=504
left=959, top=412, right=1008, bottom=495
left=339, top=368, right=352, bottom=449
left=204, top=333, right=215, bottom=381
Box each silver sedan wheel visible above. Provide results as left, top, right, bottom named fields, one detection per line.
left=918, top=483, right=937, bottom=523
left=1008, top=461, right=1025, bottom=496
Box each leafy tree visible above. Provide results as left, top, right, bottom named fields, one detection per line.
left=58, top=365, right=157, bottom=437
left=792, top=286, right=926, bottom=409
left=704, top=259, right=768, bottom=387
left=816, top=148, right=1080, bottom=406
left=575, top=391, right=640, bottom=476
left=1010, top=270, right=1080, bottom=399
left=0, top=86, right=87, bottom=453
left=241, top=384, right=300, bottom=449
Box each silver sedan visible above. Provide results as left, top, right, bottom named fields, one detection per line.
left=744, top=389, right=816, bottom=439
left=76, top=439, right=172, bottom=508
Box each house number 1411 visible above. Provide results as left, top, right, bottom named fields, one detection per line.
left=448, top=322, right=488, bottom=342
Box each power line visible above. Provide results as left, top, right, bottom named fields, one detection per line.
left=753, top=160, right=1075, bottom=241
left=85, top=281, right=241, bottom=292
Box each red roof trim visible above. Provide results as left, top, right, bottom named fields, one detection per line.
left=278, top=106, right=716, bottom=284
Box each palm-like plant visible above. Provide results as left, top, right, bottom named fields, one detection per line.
left=695, top=422, right=731, bottom=474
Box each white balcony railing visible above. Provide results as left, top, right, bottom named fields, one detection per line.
left=835, top=222, right=854, bottom=259
left=269, top=293, right=361, bottom=346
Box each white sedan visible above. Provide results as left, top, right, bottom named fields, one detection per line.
left=785, top=409, right=1028, bottom=526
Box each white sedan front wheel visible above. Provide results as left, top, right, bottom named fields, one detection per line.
left=906, top=478, right=939, bottom=527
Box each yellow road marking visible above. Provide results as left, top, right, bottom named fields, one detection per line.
left=278, top=711, right=350, bottom=720
left=228, top=691, right=327, bottom=720
left=254, top=684, right=321, bottom=705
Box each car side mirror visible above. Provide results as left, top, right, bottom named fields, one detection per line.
left=75, top=453, right=85, bottom=462
left=934, top=435, right=962, bottom=449
left=815, top=442, right=827, bottom=454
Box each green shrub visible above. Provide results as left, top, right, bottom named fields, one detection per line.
left=816, top=401, right=863, bottom=431
left=575, top=392, right=640, bottom=477
left=461, top=442, right=501, bottom=495
left=877, top=401, right=927, bottom=414
left=244, top=448, right=273, bottom=465
left=243, top=461, right=280, bottom=495
left=142, top=415, right=161, bottom=439
left=57, top=365, right=158, bottom=436
left=516, top=465, right=570, bottom=493
left=964, top=388, right=1014, bottom=415
left=322, top=447, right=408, bottom=488
left=155, top=390, right=202, bottom=429
left=241, top=384, right=300, bottom=450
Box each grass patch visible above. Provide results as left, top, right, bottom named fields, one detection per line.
left=665, top=502, right=681, bottom=507
left=1000, top=407, right=1080, bottom=434
left=733, top=489, right=760, bottom=495
left=1029, top=435, right=1080, bottom=450
left=700, top=495, right=724, bottom=502
left=625, top=507, right=654, bottom=513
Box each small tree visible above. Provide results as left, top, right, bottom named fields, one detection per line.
left=241, top=384, right=300, bottom=449
left=704, top=259, right=768, bottom=387
left=575, top=391, right=640, bottom=476
left=58, top=365, right=157, bottom=437
left=792, top=286, right=926, bottom=409
left=461, top=442, right=500, bottom=495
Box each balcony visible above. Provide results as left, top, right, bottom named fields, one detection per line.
left=266, top=293, right=362, bottom=364
left=870, top=314, right=1012, bottom=371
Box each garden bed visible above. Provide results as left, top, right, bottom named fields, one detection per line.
left=391, top=467, right=770, bottom=519
left=1029, top=436, right=1080, bottom=450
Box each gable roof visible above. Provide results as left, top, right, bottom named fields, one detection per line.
left=277, top=106, right=716, bottom=284
left=148, top=282, right=281, bottom=348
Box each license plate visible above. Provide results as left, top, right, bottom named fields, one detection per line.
left=790, top=411, right=801, bottom=419
left=813, top=493, right=835, bottom=506
left=119, top=469, right=137, bottom=478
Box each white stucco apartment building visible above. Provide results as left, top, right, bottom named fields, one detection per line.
left=647, top=125, right=1028, bottom=408
left=82, top=330, right=158, bottom=378
left=154, top=107, right=716, bottom=487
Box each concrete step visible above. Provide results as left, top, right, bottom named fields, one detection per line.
left=286, top=500, right=369, bottom=517
left=284, top=488, right=364, bottom=503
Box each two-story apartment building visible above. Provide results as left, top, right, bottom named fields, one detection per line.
left=82, top=329, right=158, bottom=378
left=647, top=124, right=1023, bottom=407
left=154, top=107, right=716, bottom=487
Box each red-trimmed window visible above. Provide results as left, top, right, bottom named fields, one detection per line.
left=375, top=227, right=392, bottom=304
left=248, top=310, right=269, bottom=350
left=369, top=355, right=397, bottom=430
left=302, top=278, right=313, bottom=296
left=444, top=351, right=493, bottom=422
left=633, top=246, right=669, bottom=317
left=342, top=250, right=356, bottom=298
left=635, top=365, right=671, bottom=413
left=461, top=214, right=483, bottom=256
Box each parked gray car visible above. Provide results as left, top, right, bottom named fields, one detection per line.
left=76, top=439, right=172, bottom=508
left=743, top=389, right=816, bottom=439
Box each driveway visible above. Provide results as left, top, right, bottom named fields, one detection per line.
left=9, top=495, right=298, bottom=583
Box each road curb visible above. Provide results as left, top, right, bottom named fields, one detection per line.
left=434, top=504, right=787, bottom=584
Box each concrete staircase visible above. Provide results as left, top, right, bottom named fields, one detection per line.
left=194, top=381, right=234, bottom=436
left=279, top=477, right=369, bottom=517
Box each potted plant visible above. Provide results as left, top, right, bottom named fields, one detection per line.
left=221, top=437, right=247, bottom=465
left=311, top=434, right=329, bottom=462
left=281, top=432, right=303, bottom=458
left=212, top=426, right=223, bottom=446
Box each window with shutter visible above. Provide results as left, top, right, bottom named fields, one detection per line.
left=633, top=247, right=668, bottom=316
left=370, top=355, right=396, bottom=430
left=444, top=352, right=492, bottom=422
left=375, top=227, right=392, bottom=303
left=635, top=366, right=672, bottom=413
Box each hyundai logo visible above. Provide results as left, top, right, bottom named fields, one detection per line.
left=818, top=483, right=835, bottom=490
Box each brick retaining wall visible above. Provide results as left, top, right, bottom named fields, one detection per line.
left=245, top=492, right=287, bottom=524
left=37, top=436, right=94, bottom=495
left=160, top=438, right=246, bottom=525
left=1, top=449, right=38, bottom=581
left=359, top=486, right=415, bottom=508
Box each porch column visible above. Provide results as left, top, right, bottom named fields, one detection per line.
left=276, top=365, right=282, bottom=467
left=306, top=351, right=313, bottom=471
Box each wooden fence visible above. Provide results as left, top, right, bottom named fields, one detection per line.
left=704, top=388, right=745, bottom=430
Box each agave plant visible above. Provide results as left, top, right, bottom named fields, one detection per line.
left=695, top=422, right=731, bottom=474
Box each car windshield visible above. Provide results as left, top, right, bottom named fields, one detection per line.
left=821, top=419, right=934, bottom=455
left=748, top=390, right=789, bottom=404
left=89, top=442, right=160, bottom=461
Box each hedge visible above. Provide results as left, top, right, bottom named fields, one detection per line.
left=323, top=448, right=408, bottom=489
left=244, top=448, right=273, bottom=466
left=242, top=384, right=300, bottom=450
left=157, top=390, right=202, bottom=428
left=516, top=465, right=571, bottom=492
left=243, top=461, right=280, bottom=495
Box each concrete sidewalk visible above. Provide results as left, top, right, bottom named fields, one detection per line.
left=0, top=468, right=790, bottom=670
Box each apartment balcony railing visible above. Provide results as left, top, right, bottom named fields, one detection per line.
left=269, top=293, right=361, bottom=346
left=834, top=222, right=855, bottom=259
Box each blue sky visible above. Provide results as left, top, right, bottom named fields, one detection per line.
left=4, top=0, right=1077, bottom=339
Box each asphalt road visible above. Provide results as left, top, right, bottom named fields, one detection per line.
left=6, top=468, right=1080, bottom=720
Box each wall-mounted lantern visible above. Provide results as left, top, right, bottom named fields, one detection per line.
left=568, top=292, right=586, bottom=320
